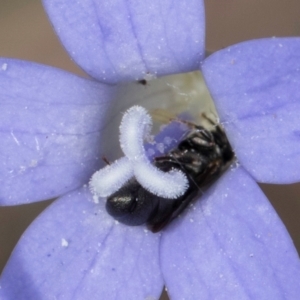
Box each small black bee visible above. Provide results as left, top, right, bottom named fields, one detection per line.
left=137, top=79, right=147, bottom=85
left=106, top=117, right=235, bottom=232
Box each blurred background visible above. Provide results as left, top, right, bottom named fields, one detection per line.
left=0, top=1, right=300, bottom=299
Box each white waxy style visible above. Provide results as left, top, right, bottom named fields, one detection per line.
left=119, top=105, right=152, bottom=160
left=89, top=105, right=189, bottom=200
left=89, top=157, right=133, bottom=197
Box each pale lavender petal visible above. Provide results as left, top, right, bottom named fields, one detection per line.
left=43, top=0, right=205, bottom=83
left=161, top=166, right=300, bottom=299
left=0, top=188, right=163, bottom=299
left=0, top=59, right=115, bottom=205
left=202, top=38, right=300, bottom=184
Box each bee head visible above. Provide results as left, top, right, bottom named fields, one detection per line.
left=106, top=179, right=157, bottom=226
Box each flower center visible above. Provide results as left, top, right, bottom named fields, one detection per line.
left=100, top=71, right=218, bottom=159
left=89, top=72, right=234, bottom=232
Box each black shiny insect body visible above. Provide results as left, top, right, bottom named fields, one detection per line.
left=137, top=79, right=147, bottom=85
left=106, top=119, right=235, bottom=232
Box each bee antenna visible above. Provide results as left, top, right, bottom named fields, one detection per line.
left=102, top=156, right=110, bottom=165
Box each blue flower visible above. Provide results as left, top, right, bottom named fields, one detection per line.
left=1, top=1, right=300, bottom=299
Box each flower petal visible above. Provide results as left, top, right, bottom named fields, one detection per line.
left=202, top=38, right=300, bottom=183
left=43, top=0, right=205, bottom=83
left=0, top=187, right=163, bottom=299
left=161, top=166, right=300, bottom=299
left=0, top=59, right=115, bottom=205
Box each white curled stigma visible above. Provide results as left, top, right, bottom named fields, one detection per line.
left=89, top=157, right=133, bottom=197
left=89, top=105, right=189, bottom=199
